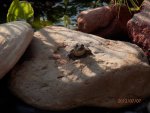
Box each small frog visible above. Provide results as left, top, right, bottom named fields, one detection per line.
left=68, top=43, right=92, bottom=59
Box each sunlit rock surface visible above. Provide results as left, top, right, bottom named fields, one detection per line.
left=0, top=21, right=33, bottom=79
left=10, top=26, right=150, bottom=110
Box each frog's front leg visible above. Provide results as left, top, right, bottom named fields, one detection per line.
left=67, top=49, right=75, bottom=59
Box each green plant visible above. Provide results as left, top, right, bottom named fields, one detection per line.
left=7, top=0, right=34, bottom=22
left=93, top=0, right=103, bottom=8
left=62, top=0, right=71, bottom=28
left=113, top=0, right=143, bottom=12
left=64, top=0, right=69, bottom=7
left=63, top=15, right=71, bottom=28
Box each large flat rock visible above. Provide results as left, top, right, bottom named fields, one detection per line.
left=0, top=21, right=33, bottom=79
left=10, top=26, right=150, bottom=110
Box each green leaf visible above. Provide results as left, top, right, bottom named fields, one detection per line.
left=114, top=0, right=143, bottom=17
left=63, top=15, right=71, bottom=28
left=7, top=0, right=34, bottom=22
left=63, top=0, right=69, bottom=6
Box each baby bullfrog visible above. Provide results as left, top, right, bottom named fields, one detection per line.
left=68, top=43, right=92, bottom=59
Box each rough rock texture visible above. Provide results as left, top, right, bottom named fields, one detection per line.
left=77, top=5, right=132, bottom=38
left=0, top=21, right=33, bottom=79
left=10, top=26, right=150, bottom=110
left=127, top=0, right=150, bottom=58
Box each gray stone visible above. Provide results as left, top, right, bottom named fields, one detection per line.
left=10, top=26, right=150, bottom=110
left=0, top=21, right=33, bottom=79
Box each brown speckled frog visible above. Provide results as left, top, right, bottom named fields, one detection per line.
left=68, top=43, right=92, bottom=59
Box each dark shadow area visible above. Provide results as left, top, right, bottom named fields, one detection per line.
left=0, top=74, right=149, bottom=113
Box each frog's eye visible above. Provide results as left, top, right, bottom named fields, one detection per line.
left=81, top=44, right=84, bottom=48
left=75, top=44, right=78, bottom=48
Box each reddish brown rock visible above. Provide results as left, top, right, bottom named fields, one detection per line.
left=77, top=5, right=132, bottom=38
left=127, top=0, right=150, bottom=59
left=95, top=5, right=132, bottom=38
left=77, top=6, right=114, bottom=33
